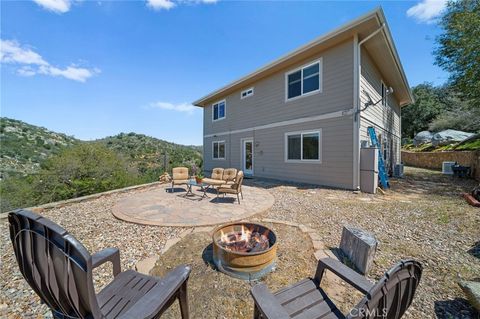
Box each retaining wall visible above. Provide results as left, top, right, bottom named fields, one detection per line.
left=401, top=150, right=480, bottom=181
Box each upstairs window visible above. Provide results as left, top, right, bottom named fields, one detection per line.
left=213, top=141, right=225, bottom=159
left=213, top=100, right=226, bottom=121
left=286, top=60, right=322, bottom=100
left=241, top=87, right=254, bottom=99
left=285, top=130, right=321, bottom=162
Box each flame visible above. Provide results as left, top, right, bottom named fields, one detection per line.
left=240, top=225, right=251, bottom=242
left=218, top=225, right=269, bottom=246
left=220, top=230, right=228, bottom=243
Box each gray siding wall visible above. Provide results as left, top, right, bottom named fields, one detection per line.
left=202, top=39, right=355, bottom=188
left=205, top=115, right=354, bottom=189
left=203, top=40, right=354, bottom=136
left=359, top=47, right=401, bottom=170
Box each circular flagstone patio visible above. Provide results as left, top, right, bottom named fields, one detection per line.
left=112, top=184, right=275, bottom=226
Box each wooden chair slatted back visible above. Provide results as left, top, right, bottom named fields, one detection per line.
left=350, top=260, right=422, bottom=319
left=9, top=210, right=101, bottom=319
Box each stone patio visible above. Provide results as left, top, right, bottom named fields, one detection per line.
left=112, top=183, right=275, bottom=226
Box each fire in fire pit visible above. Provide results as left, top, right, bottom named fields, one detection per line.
left=218, top=225, right=270, bottom=253
left=212, top=223, right=277, bottom=281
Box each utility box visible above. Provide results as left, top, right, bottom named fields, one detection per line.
left=360, top=147, right=378, bottom=194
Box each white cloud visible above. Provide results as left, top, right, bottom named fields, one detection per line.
left=39, top=65, right=100, bottom=82
left=147, top=0, right=176, bottom=10
left=149, top=101, right=197, bottom=114
left=17, top=66, right=37, bottom=77
left=1, top=39, right=99, bottom=82
left=0, top=39, right=48, bottom=65
left=32, top=0, right=72, bottom=13
left=407, top=0, right=447, bottom=24
left=146, top=0, right=217, bottom=11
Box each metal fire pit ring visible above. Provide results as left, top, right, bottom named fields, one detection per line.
left=212, top=222, right=277, bottom=281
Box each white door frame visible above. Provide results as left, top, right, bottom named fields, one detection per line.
left=241, top=137, right=254, bottom=176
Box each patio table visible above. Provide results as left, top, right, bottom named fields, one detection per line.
left=184, top=180, right=211, bottom=199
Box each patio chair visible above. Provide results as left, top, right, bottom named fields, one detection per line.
left=8, top=209, right=191, bottom=319
left=171, top=166, right=189, bottom=192
left=251, top=258, right=422, bottom=319
left=217, top=170, right=244, bottom=204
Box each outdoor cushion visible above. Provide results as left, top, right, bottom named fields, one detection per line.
left=223, top=168, right=237, bottom=182
left=172, top=167, right=189, bottom=180
left=203, top=178, right=224, bottom=185
left=211, top=168, right=224, bottom=180
left=218, top=183, right=234, bottom=189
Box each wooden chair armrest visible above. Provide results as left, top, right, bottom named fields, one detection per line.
left=117, top=265, right=191, bottom=319
left=314, top=258, right=374, bottom=295
left=92, top=248, right=121, bottom=277
left=250, top=284, right=291, bottom=319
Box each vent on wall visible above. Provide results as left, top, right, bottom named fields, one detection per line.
left=442, top=161, right=456, bottom=175
left=241, top=87, right=254, bottom=99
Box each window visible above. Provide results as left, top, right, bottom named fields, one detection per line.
left=286, top=60, right=322, bottom=100
left=381, top=82, right=387, bottom=106
left=241, top=87, right=254, bottom=99
left=212, top=141, right=225, bottom=159
left=285, top=130, right=321, bottom=162
left=212, top=100, right=226, bottom=121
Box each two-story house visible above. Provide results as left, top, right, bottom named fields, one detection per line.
left=193, top=8, right=413, bottom=190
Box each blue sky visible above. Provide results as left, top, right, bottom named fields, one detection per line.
left=1, top=0, right=449, bottom=145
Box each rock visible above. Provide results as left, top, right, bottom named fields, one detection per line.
left=135, top=256, right=158, bottom=275
left=431, top=129, right=475, bottom=146
left=413, top=131, right=434, bottom=146
left=339, top=226, right=377, bottom=275
left=458, top=280, right=480, bottom=312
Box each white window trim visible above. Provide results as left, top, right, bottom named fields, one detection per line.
left=240, top=87, right=254, bottom=99
left=285, top=58, right=323, bottom=102
left=284, top=129, right=322, bottom=163
left=381, top=80, right=388, bottom=107
left=212, top=99, right=226, bottom=122
left=240, top=137, right=254, bottom=175
left=212, top=140, right=226, bottom=160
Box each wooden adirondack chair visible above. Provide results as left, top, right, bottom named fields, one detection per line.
left=8, top=209, right=191, bottom=319
left=251, top=258, right=422, bottom=319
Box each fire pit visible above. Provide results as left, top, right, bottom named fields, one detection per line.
left=212, top=222, right=277, bottom=280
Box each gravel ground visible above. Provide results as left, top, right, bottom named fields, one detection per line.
left=248, top=167, right=480, bottom=318
left=1, top=166, right=479, bottom=318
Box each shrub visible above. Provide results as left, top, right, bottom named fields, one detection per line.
left=0, top=143, right=142, bottom=212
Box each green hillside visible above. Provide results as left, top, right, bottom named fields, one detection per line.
left=0, top=117, right=79, bottom=175
left=0, top=117, right=202, bottom=177
left=96, top=132, right=202, bottom=177
left=0, top=118, right=203, bottom=212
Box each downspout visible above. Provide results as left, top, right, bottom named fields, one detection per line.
left=353, top=23, right=385, bottom=190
